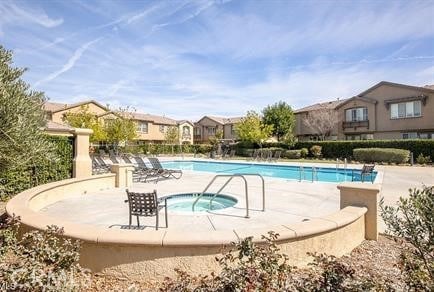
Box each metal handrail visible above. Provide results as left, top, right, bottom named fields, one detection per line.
left=209, top=173, right=265, bottom=212
left=192, top=173, right=265, bottom=218
left=312, top=167, right=318, bottom=182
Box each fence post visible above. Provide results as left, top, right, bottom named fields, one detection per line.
left=71, top=128, right=93, bottom=178
left=337, top=182, right=381, bottom=240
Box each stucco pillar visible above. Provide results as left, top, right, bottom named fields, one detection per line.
left=71, top=128, right=93, bottom=178
left=110, top=164, right=134, bottom=188
left=337, top=183, right=381, bottom=240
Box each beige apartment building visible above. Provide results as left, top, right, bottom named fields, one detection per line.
left=295, top=81, right=434, bottom=141
left=194, top=116, right=242, bottom=143
left=43, top=100, right=194, bottom=144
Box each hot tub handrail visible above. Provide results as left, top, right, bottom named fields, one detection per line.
left=192, top=174, right=250, bottom=218
left=232, top=173, right=265, bottom=212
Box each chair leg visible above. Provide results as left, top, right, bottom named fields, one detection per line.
left=137, top=216, right=140, bottom=227
left=156, top=212, right=159, bottom=230
left=165, top=205, right=168, bottom=228
left=129, top=214, right=132, bottom=228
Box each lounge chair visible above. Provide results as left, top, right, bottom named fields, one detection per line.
left=351, top=164, right=375, bottom=183
left=221, top=148, right=229, bottom=159
left=91, top=156, right=110, bottom=174
left=132, top=156, right=162, bottom=182
left=250, top=149, right=259, bottom=161
left=228, top=149, right=236, bottom=159
left=148, top=157, right=183, bottom=180
left=272, top=150, right=282, bottom=162
left=124, top=189, right=168, bottom=230
left=94, top=156, right=111, bottom=170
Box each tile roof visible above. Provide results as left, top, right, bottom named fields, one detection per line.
left=43, top=102, right=67, bottom=112
left=203, top=116, right=244, bottom=124
left=130, top=112, right=177, bottom=125
left=294, top=99, right=348, bottom=113
left=44, top=120, right=73, bottom=131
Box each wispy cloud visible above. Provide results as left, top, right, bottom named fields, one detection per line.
left=34, top=38, right=101, bottom=87
left=0, top=1, right=62, bottom=35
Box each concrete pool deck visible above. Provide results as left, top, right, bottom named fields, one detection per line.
left=40, top=158, right=433, bottom=233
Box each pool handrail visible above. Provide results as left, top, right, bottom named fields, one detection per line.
left=231, top=173, right=265, bottom=212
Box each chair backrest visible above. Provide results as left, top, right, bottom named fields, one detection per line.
left=122, top=155, right=133, bottom=164
left=125, top=189, right=158, bottom=216
left=148, top=157, right=163, bottom=169
left=95, top=156, right=108, bottom=166
left=362, top=164, right=375, bottom=174
left=99, top=149, right=106, bottom=156
left=274, top=150, right=281, bottom=159
left=133, top=156, right=148, bottom=169
left=109, top=155, right=119, bottom=164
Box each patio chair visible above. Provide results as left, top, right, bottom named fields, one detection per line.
left=148, top=157, right=183, bottom=179
left=351, top=164, right=375, bottom=183
left=91, top=156, right=110, bottom=174
left=124, top=189, right=168, bottom=230
left=272, top=150, right=282, bottom=162
left=228, top=149, right=236, bottom=159
left=94, top=156, right=112, bottom=170
left=109, top=155, right=120, bottom=164
left=132, top=156, right=162, bottom=182
left=250, top=149, right=259, bottom=161
left=99, top=149, right=107, bottom=156
left=221, top=148, right=229, bottom=159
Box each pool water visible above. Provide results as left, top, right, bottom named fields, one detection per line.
left=161, top=160, right=376, bottom=183
left=166, top=193, right=238, bottom=212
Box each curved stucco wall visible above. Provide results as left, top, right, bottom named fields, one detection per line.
left=7, top=175, right=370, bottom=280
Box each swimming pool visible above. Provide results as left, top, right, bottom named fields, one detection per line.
left=161, top=160, right=377, bottom=183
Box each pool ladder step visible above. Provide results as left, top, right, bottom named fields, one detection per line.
left=192, top=173, right=265, bottom=218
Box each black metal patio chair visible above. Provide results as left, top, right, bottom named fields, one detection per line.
left=124, top=189, right=168, bottom=230
left=351, top=164, right=375, bottom=183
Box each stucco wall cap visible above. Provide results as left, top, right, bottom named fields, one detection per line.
left=234, top=225, right=297, bottom=243
left=70, top=128, right=93, bottom=135
left=337, top=182, right=381, bottom=192
left=162, top=230, right=239, bottom=246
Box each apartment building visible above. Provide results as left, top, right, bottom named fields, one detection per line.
left=43, top=100, right=194, bottom=144
left=295, top=81, right=434, bottom=141
left=193, top=116, right=243, bottom=143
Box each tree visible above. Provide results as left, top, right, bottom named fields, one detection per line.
left=105, top=107, right=137, bottom=151
left=262, top=101, right=296, bottom=142
left=302, top=105, right=338, bottom=140
left=164, top=126, right=179, bottom=154
left=0, top=46, right=54, bottom=172
left=381, top=186, right=434, bottom=290
left=62, top=105, right=107, bottom=142
left=235, top=111, right=273, bottom=148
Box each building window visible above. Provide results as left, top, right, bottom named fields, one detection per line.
left=402, top=132, right=418, bottom=139
left=159, top=125, right=165, bottom=133
left=391, top=101, right=421, bottom=119
left=207, top=127, right=216, bottom=135
left=345, top=107, right=368, bottom=122
left=345, top=134, right=372, bottom=140
left=231, top=125, right=236, bottom=135
left=182, top=126, right=190, bottom=135
left=136, top=122, right=148, bottom=133
left=194, top=127, right=201, bottom=135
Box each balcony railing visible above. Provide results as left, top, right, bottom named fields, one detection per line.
left=342, top=120, right=369, bottom=130
left=182, top=133, right=192, bottom=140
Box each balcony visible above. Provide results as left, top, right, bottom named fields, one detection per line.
left=342, top=120, right=369, bottom=130
left=182, top=133, right=192, bottom=140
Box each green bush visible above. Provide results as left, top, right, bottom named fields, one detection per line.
left=353, top=148, right=410, bottom=164
left=0, top=219, right=90, bottom=291
left=300, top=147, right=309, bottom=158
left=416, top=154, right=431, bottom=165
left=381, top=186, right=434, bottom=291
left=0, top=136, right=73, bottom=201
left=294, top=139, right=434, bottom=159
left=310, top=145, right=322, bottom=158
left=160, top=232, right=391, bottom=291
left=283, top=150, right=302, bottom=159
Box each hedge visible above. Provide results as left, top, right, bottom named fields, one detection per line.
left=353, top=148, right=410, bottom=164
left=294, top=140, right=434, bottom=159
left=0, top=135, right=73, bottom=201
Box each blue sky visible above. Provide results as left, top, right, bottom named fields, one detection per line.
left=1, top=0, right=433, bottom=120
